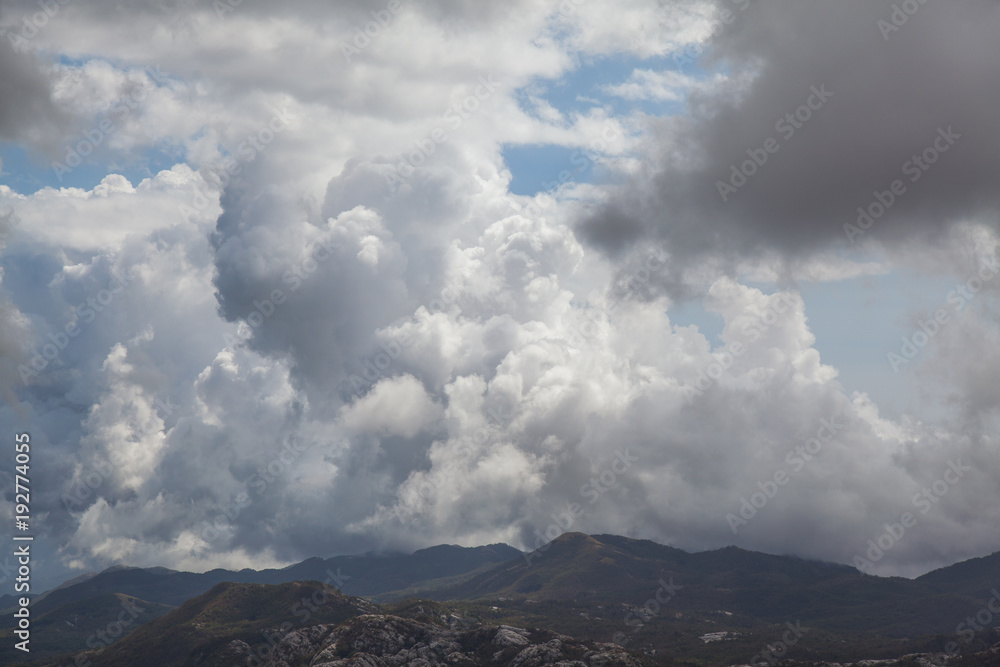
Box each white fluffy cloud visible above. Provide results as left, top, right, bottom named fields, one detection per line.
left=340, top=375, right=442, bottom=438
left=0, top=0, right=997, bottom=590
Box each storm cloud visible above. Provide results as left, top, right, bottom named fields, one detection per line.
left=581, top=0, right=1000, bottom=283
left=0, top=0, right=997, bottom=592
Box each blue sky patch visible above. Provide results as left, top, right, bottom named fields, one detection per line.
left=502, top=144, right=596, bottom=196
left=502, top=52, right=704, bottom=196
left=1, top=141, right=183, bottom=194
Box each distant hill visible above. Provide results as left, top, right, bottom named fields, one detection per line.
left=0, top=542, right=523, bottom=664
left=83, top=581, right=376, bottom=667
left=284, top=542, right=523, bottom=597
left=14, top=534, right=1000, bottom=666
left=81, top=581, right=651, bottom=667
left=425, top=533, right=995, bottom=638
left=0, top=592, right=172, bottom=664
left=916, top=549, right=1000, bottom=597
left=50, top=572, right=1000, bottom=667
left=14, top=541, right=520, bottom=621
left=428, top=532, right=859, bottom=604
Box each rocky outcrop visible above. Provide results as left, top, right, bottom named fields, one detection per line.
left=235, top=613, right=645, bottom=667
left=728, top=641, right=1000, bottom=666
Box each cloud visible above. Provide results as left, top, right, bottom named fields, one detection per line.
left=1, top=0, right=998, bottom=590
left=579, top=0, right=1000, bottom=289
left=3, top=169, right=206, bottom=251
left=0, top=39, right=70, bottom=150
left=602, top=69, right=710, bottom=102
left=340, top=375, right=442, bottom=439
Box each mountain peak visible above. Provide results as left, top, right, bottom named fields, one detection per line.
left=20, top=534, right=1000, bottom=667
left=550, top=531, right=599, bottom=544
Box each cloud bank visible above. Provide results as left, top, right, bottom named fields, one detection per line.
left=0, top=0, right=997, bottom=589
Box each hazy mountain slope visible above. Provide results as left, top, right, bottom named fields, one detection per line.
left=18, top=533, right=1000, bottom=666
left=0, top=593, right=172, bottom=664
left=274, top=542, right=522, bottom=597
left=916, top=549, right=1000, bottom=597
left=74, top=582, right=650, bottom=667
left=26, top=542, right=522, bottom=618
left=424, top=532, right=989, bottom=638
left=82, top=581, right=376, bottom=667
left=55, top=580, right=1000, bottom=667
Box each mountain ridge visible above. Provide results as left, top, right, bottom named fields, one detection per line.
left=10, top=533, right=1000, bottom=666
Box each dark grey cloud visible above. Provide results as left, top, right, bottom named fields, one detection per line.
left=580, top=0, right=1000, bottom=284
left=0, top=37, right=68, bottom=149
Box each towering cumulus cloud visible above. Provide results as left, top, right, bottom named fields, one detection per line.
left=0, top=0, right=997, bottom=590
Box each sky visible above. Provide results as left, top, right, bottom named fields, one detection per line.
left=0, top=0, right=998, bottom=592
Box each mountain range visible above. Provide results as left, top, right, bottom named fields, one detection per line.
left=3, top=532, right=999, bottom=666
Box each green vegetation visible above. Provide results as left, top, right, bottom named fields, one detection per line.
left=0, top=593, right=172, bottom=665
left=79, top=581, right=366, bottom=667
